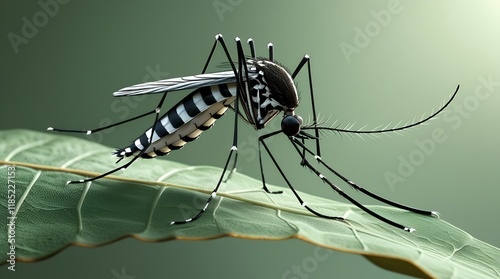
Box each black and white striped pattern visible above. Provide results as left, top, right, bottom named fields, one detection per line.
left=114, top=83, right=237, bottom=159
left=113, top=58, right=299, bottom=160
left=248, top=71, right=282, bottom=127
left=241, top=59, right=299, bottom=129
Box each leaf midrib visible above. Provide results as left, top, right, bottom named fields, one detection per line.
left=0, top=160, right=315, bottom=218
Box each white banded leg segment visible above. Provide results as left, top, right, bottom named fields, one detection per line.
left=294, top=143, right=413, bottom=231
left=170, top=127, right=239, bottom=225
left=170, top=190, right=220, bottom=225
left=203, top=192, right=217, bottom=211
left=258, top=133, right=345, bottom=221
left=167, top=35, right=238, bottom=226
left=66, top=93, right=168, bottom=184
left=292, top=137, right=437, bottom=218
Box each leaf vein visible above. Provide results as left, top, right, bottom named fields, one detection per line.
left=4, top=139, right=52, bottom=161
left=213, top=196, right=224, bottom=232
left=76, top=181, right=92, bottom=234
left=142, top=187, right=167, bottom=233
left=14, top=170, right=42, bottom=217
left=156, top=166, right=196, bottom=182
left=61, top=150, right=104, bottom=168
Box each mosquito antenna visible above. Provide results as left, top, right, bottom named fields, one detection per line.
left=303, top=85, right=459, bottom=135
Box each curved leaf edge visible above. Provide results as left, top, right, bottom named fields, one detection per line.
left=7, top=229, right=433, bottom=279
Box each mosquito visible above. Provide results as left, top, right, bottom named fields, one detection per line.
left=48, top=34, right=459, bottom=232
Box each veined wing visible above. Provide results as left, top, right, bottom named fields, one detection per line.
left=113, top=70, right=258, bottom=97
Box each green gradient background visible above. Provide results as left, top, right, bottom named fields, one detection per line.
left=2, top=1, right=500, bottom=278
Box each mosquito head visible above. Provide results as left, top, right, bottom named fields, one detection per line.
left=281, top=110, right=303, bottom=136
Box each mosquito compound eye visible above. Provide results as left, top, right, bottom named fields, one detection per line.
left=281, top=115, right=302, bottom=136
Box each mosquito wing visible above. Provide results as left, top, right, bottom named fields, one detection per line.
left=113, top=70, right=257, bottom=97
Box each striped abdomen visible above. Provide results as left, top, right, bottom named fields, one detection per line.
left=114, top=83, right=237, bottom=159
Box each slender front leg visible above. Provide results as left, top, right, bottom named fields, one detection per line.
left=291, top=55, right=321, bottom=157
left=259, top=133, right=345, bottom=221
left=257, top=130, right=283, bottom=194
left=289, top=138, right=415, bottom=232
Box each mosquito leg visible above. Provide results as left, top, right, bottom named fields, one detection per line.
left=292, top=137, right=439, bottom=217
left=201, top=34, right=238, bottom=75
left=291, top=55, right=321, bottom=157
left=267, top=42, right=274, bottom=61
left=301, top=156, right=413, bottom=231
left=66, top=92, right=168, bottom=184
left=171, top=101, right=239, bottom=223
left=257, top=130, right=283, bottom=194
left=223, top=117, right=239, bottom=182
left=47, top=107, right=160, bottom=135
left=171, top=36, right=246, bottom=223
left=170, top=142, right=238, bottom=225
left=247, top=38, right=256, bottom=58
left=289, top=139, right=414, bottom=232
left=260, top=136, right=344, bottom=221
left=223, top=37, right=248, bottom=182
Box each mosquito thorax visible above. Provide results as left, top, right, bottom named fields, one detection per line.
left=247, top=58, right=300, bottom=132
left=250, top=59, right=299, bottom=111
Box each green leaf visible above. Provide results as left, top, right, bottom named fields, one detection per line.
left=1, top=129, right=499, bottom=278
